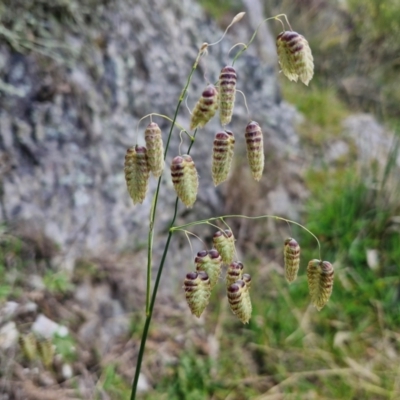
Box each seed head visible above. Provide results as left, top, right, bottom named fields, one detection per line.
left=284, top=237, right=301, bottom=283
left=227, top=279, right=252, bottom=324
left=276, top=31, right=314, bottom=86
left=212, top=130, right=235, bottom=186
left=226, top=261, right=244, bottom=288
left=124, top=145, right=150, bottom=205
left=19, top=333, right=37, bottom=361
left=190, top=85, right=219, bottom=130
left=213, top=229, right=235, bottom=264
left=183, top=271, right=211, bottom=317
left=307, top=259, right=334, bottom=310
left=170, top=154, right=199, bottom=207
left=195, top=249, right=223, bottom=290
left=37, top=338, right=55, bottom=369
left=145, top=122, right=164, bottom=178
left=219, top=66, right=237, bottom=126
left=245, top=121, right=264, bottom=181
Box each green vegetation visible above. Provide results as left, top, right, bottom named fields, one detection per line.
left=43, top=270, right=75, bottom=295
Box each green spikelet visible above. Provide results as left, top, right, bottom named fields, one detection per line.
left=37, top=338, right=55, bottom=369
left=19, top=333, right=37, bottom=361
left=284, top=237, right=301, bottom=283
left=213, top=229, right=235, bottom=264
left=183, top=271, right=211, bottom=317
left=124, top=145, right=150, bottom=205
left=242, top=273, right=251, bottom=290
left=227, top=280, right=252, bottom=324
left=307, top=260, right=334, bottom=310
left=170, top=154, right=199, bottom=207
left=195, top=249, right=222, bottom=290
left=212, top=130, right=235, bottom=186
left=226, top=261, right=244, bottom=288
left=218, top=66, right=237, bottom=126
left=190, top=85, right=219, bottom=130
left=276, top=31, right=314, bottom=85
left=245, top=121, right=264, bottom=181
left=145, top=122, right=164, bottom=178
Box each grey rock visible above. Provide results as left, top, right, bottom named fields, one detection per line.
left=0, top=0, right=303, bottom=283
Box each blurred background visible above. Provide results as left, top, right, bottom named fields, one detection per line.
left=1, top=0, right=400, bottom=398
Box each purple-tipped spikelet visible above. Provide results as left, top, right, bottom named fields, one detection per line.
left=212, top=130, right=235, bottom=186
left=227, top=280, right=252, bottom=324
left=124, top=145, right=150, bottom=205
left=276, top=31, right=314, bottom=86
left=307, top=260, right=334, bottom=310
left=226, top=261, right=244, bottom=288
left=245, top=121, right=264, bottom=181
left=218, top=66, right=237, bottom=126
left=284, top=238, right=301, bottom=283
left=195, top=249, right=223, bottom=290
left=145, top=122, right=164, bottom=178
left=213, top=229, right=235, bottom=264
left=190, top=85, right=219, bottom=130
left=242, top=273, right=251, bottom=290
left=183, top=271, right=211, bottom=317
left=170, top=154, right=199, bottom=207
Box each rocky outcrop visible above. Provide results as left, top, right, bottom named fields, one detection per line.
left=0, top=0, right=303, bottom=275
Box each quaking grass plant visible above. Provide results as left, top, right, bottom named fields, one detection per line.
left=125, top=12, right=333, bottom=399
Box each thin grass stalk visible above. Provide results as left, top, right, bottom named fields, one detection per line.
left=130, top=48, right=202, bottom=397
left=130, top=132, right=197, bottom=399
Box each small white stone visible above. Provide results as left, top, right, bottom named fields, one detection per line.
left=366, top=249, right=379, bottom=270
left=0, top=321, right=19, bottom=350
left=62, top=363, right=73, bottom=380
left=32, top=314, right=69, bottom=339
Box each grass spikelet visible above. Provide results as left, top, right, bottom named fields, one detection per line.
left=245, top=121, right=264, bottom=181
left=145, top=122, right=164, bottom=178
left=212, top=130, right=235, bottom=186
left=37, top=338, right=55, bottom=369
left=124, top=145, right=150, bottom=205
left=195, top=249, right=223, bottom=290
left=190, top=85, right=219, bottom=130
left=19, top=333, right=37, bottom=361
left=284, top=237, right=301, bottom=283
left=276, top=31, right=314, bottom=85
left=219, top=66, right=237, bottom=126
left=213, top=229, right=235, bottom=264
left=307, top=259, right=334, bottom=310
left=183, top=271, right=211, bottom=317
left=226, top=261, right=244, bottom=288
left=170, top=154, right=199, bottom=207
left=227, top=279, right=252, bottom=324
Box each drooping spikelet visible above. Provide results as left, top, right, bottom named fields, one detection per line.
left=170, top=154, right=199, bottom=207
left=37, top=338, right=55, bottom=369
left=284, top=238, right=301, bottom=283
left=276, top=31, right=314, bottom=86
left=190, top=85, right=219, bottom=130
left=307, top=260, right=334, bottom=310
left=245, top=121, right=264, bottom=181
left=226, top=261, right=244, bottom=288
left=183, top=271, right=211, bottom=317
left=19, top=333, right=37, bottom=361
left=124, top=145, right=150, bottom=205
left=212, top=130, right=235, bottom=186
left=241, top=273, right=253, bottom=316
left=195, top=249, right=223, bottom=290
left=213, top=229, right=235, bottom=264
left=227, top=280, right=252, bottom=324
left=218, top=66, right=237, bottom=126
left=145, top=122, right=164, bottom=178
left=242, top=273, right=251, bottom=290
